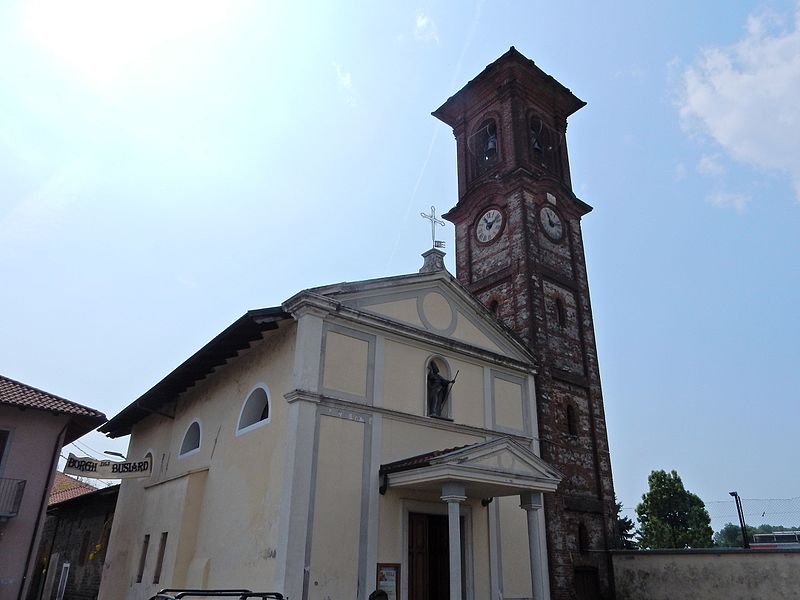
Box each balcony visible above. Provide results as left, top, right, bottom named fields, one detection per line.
left=0, top=477, right=26, bottom=519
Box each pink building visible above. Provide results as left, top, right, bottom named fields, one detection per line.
left=0, top=375, right=106, bottom=600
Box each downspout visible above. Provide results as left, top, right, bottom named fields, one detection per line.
left=18, top=421, right=68, bottom=600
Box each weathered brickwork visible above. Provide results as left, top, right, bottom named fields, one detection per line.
left=26, top=486, right=117, bottom=600
left=437, top=48, right=617, bottom=600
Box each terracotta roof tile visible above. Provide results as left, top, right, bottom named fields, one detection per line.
left=379, top=444, right=472, bottom=475
left=0, top=374, right=105, bottom=419
left=49, top=472, right=97, bottom=505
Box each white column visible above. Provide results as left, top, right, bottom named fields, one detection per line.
left=520, top=492, right=545, bottom=600
left=441, top=482, right=466, bottom=600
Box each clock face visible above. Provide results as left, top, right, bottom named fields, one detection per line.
left=539, top=206, right=564, bottom=242
left=475, top=208, right=504, bottom=243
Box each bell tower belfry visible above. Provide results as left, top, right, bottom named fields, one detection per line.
left=436, top=48, right=616, bottom=600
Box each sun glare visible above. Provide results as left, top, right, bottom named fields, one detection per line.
left=22, top=0, right=239, bottom=89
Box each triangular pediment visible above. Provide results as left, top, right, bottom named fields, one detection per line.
left=381, top=438, right=562, bottom=498
left=305, top=271, right=532, bottom=362
left=428, top=438, right=562, bottom=483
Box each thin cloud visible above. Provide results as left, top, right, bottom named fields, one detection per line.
left=679, top=6, right=800, bottom=201
left=0, top=160, right=89, bottom=244
left=697, top=154, right=725, bottom=176
left=332, top=62, right=356, bottom=107
left=414, top=12, right=439, bottom=43
left=707, top=190, right=750, bottom=213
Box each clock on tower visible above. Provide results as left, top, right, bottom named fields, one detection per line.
left=435, top=48, right=616, bottom=600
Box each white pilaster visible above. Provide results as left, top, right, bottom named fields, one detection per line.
left=275, top=308, right=325, bottom=600
left=442, top=482, right=466, bottom=600
left=520, top=491, right=546, bottom=600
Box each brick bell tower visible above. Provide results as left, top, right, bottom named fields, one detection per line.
left=436, top=48, right=616, bottom=600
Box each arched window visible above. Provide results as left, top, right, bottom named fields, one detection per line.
left=470, top=119, right=499, bottom=177
left=144, top=451, right=154, bottom=477
left=426, top=357, right=453, bottom=419
left=179, top=421, right=201, bottom=457
left=237, top=385, right=271, bottom=434
left=567, top=405, right=578, bottom=436
left=555, top=297, right=567, bottom=327
left=489, top=299, right=500, bottom=315
left=578, top=523, right=590, bottom=553
left=530, top=116, right=561, bottom=176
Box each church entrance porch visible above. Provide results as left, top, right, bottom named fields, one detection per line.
left=379, top=438, right=562, bottom=600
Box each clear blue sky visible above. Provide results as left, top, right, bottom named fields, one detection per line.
left=2, top=1, right=798, bottom=531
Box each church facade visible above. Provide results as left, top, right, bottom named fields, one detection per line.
left=99, top=267, right=562, bottom=600
left=99, top=49, right=616, bottom=600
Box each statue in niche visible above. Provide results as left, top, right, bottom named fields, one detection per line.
left=427, top=362, right=455, bottom=417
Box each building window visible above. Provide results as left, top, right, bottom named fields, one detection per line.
left=530, top=116, right=561, bottom=176
left=578, top=523, right=590, bottom=553
left=555, top=297, right=566, bottom=327
left=237, top=385, right=271, bottom=434
left=489, top=299, right=500, bottom=315
left=426, top=357, right=454, bottom=419
left=144, top=451, right=154, bottom=478
left=179, top=421, right=201, bottom=457
left=567, top=405, right=578, bottom=436
left=136, top=534, right=150, bottom=583
left=0, top=429, right=9, bottom=475
left=153, top=532, right=168, bottom=584
left=470, top=119, right=499, bottom=177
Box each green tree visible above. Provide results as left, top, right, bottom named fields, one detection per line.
left=614, top=497, right=638, bottom=549
left=714, top=522, right=800, bottom=547
left=713, top=522, right=753, bottom=547
left=635, top=470, right=713, bottom=548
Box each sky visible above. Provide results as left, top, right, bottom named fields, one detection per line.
left=2, top=0, right=799, bottom=533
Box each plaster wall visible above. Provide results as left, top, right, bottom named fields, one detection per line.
left=378, top=338, right=488, bottom=427
left=0, top=406, right=69, bottom=600
left=497, top=497, right=532, bottom=599
left=308, top=415, right=365, bottom=600
left=322, top=331, right=369, bottom=398
left=367, top=299, right=424, bottom=328
left=380, top=419, right=481, bottom=465
left=493, top=378, right=523, bottom=431
left=613, top=550, right=800, bottom=600
left=100, top=323, right=295, bottom=600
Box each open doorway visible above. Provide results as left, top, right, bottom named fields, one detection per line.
left=408, top=513, right=465, bottom=600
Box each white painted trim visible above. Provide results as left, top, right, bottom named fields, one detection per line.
left=527, top=374, right=540, bottom=456
left=364, top=413, right=382, bottom=593
left=275, top=397, right=319, bottom=599
left=537, top=507, right=551, bottom=600
left=235, top=383, right=272, bottom=436
left=373, top=335, right=385, bottom=409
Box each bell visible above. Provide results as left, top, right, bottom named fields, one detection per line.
left=484, top=134, right=497, bottom=160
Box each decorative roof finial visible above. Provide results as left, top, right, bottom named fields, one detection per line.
left=419, top=206, right=447, bottom=273
left=420, top=206, right=446, bottom=250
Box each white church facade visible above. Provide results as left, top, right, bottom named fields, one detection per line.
left=99, top=260, right=562, bottom=600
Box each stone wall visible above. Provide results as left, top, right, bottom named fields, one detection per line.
left=27, top=486, right=117, bottom=600
left=613, top=549, right=800, bottom=600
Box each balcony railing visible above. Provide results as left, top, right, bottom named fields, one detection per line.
left=0, top=477, right=26, bottom=519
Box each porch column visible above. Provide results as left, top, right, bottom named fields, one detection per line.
left=520, top=492, right=545, bottom=600
left=441, top=482, right=466, bottom=600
